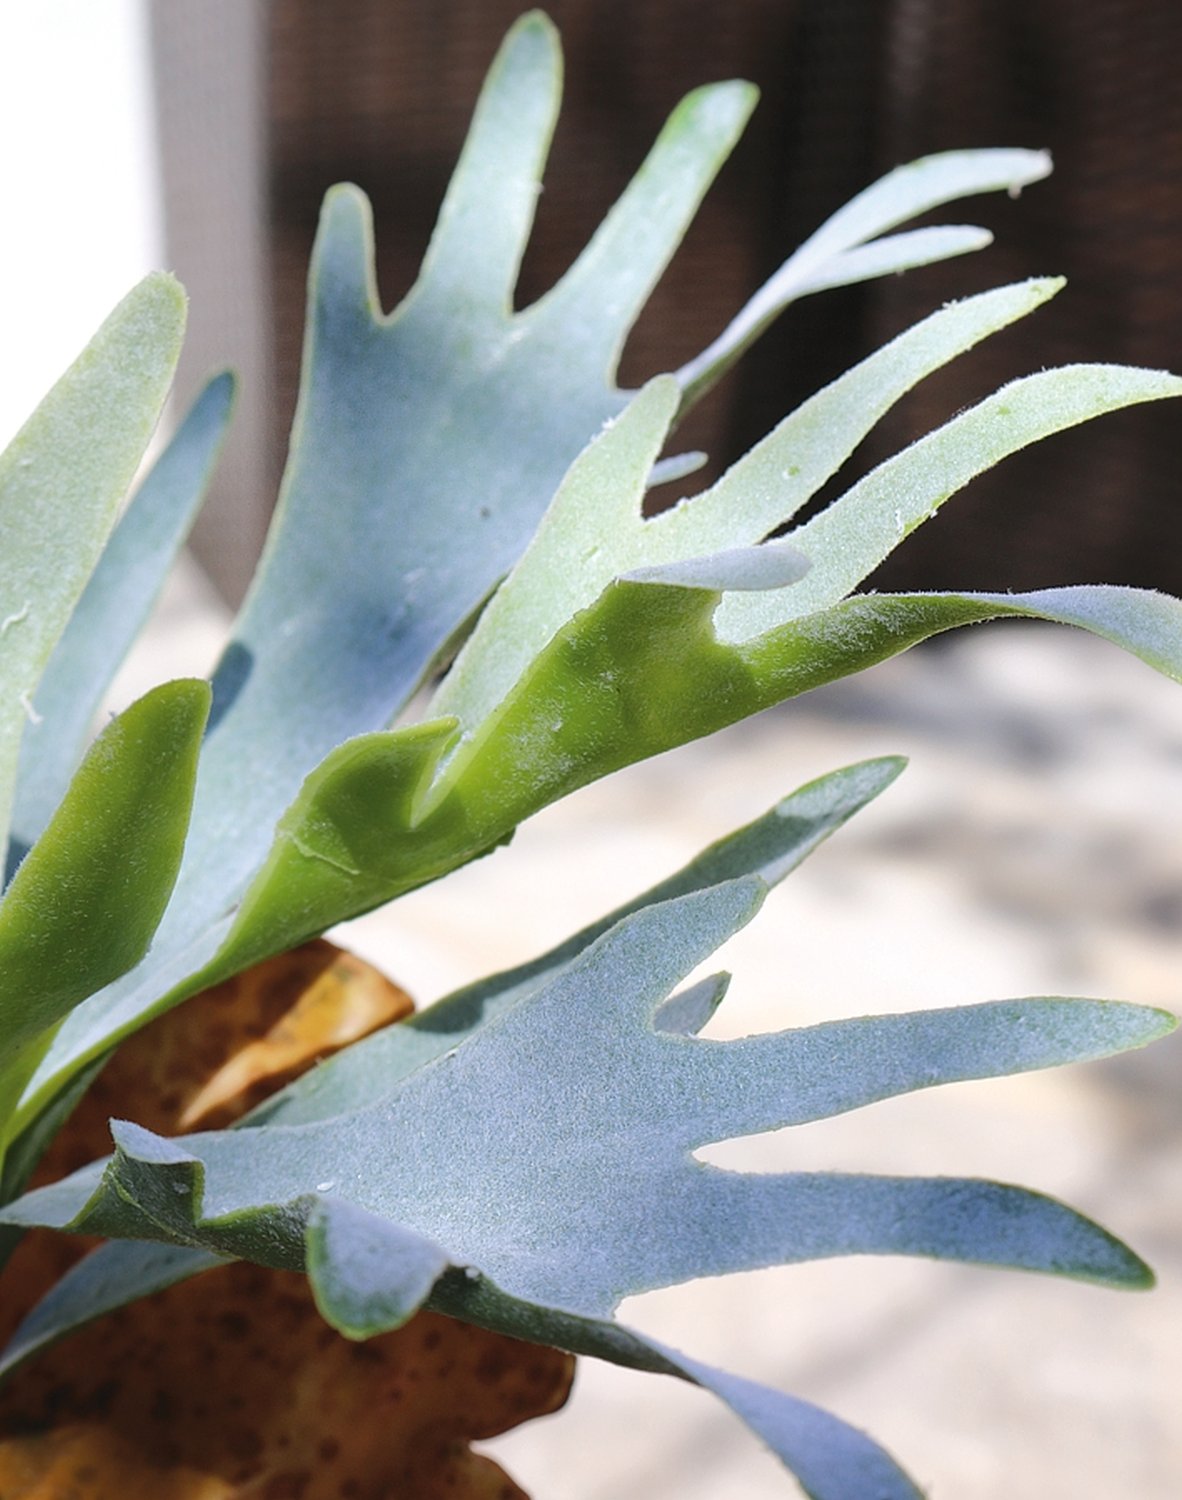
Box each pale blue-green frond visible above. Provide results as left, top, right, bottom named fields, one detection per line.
left=717, top=364, right=1182, bottom=640
left=677, top=148, right=1050, bottom=405
left=404, top=12, right=562, bottom=319
left=3, top=871, right=1163, bottom=1495
left=525, top=79, right=757, bottom=380
left=6, top=373, right=232, bottom=869
left=0, top=274, right=185, bottom=856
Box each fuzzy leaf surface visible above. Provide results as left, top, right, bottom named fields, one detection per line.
left=11, top=24, right=1069, bottom=1142
left=7, top=14, right=755, bottom=1125
left=676, top=147, right=1050, bottom=404
left=0, top=756, right=904, bottom=1372
left=147, top=14, right=754, bottom=943
left=718, top=365, right=1182, bottom=638
left=21, top=880, right=1162, bottom=1301
left=6, top=374, right=232, bottom=872
left=432, top=579, right=1182, bottom=843
left=0, top=683, right=208, bottom=1138
left=0, top=274, right=185, bottom=856
left=2, top=866, right=1170, bottom=1498
left=434, top=278, right=1063, bottom=737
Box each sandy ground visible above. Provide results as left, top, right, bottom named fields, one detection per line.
left=118, top=555, right=1182, bottom=1500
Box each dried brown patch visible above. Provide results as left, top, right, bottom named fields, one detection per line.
left=0, top=942, right=573, bottom=1497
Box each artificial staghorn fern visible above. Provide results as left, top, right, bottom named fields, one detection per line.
left=1, top=13, right=1181, bottom=1498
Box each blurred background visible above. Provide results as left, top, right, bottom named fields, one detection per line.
left=9, top=1, right=1182, bottom=604
left=2, top=3, right=1181, bottom=1497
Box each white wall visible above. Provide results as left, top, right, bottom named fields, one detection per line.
left=0, top=1, right=160, bottom=451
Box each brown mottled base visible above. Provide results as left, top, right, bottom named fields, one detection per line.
left=0, top=943, right=573, bottom=1499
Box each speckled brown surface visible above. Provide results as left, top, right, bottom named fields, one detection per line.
left=0, top=940, right=573, bottom=1499
left=0, top=1275, right=568, bottom=1499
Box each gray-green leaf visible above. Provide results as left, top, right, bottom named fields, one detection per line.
left=0, top=274, right=185, bottom=857
left=6, top=373, right=232, bottom=871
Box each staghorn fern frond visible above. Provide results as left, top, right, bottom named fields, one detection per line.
left=0, top=273, right=186, bottom=859
left=3, top=758, right=1174, bottom=1500
left=1, top=12, right=1181, bottom=1497
left=0, top=15, right=1112, bottom=1145
left=6, top=370, right=232, bottom=871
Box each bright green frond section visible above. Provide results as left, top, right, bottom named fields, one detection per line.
left=0, top=680, right=208, bottom=1052
left=429, top=581, right=1182, bottom=840
left=201, top=717, right=467, bottom=984
left=0, top=681, right=208, bottom=1141
left=436, top=278, right=1062, bottom=738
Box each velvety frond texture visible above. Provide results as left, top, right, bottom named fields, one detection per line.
left=1, top=12, right=1180, bottom=1497
left=0, top=942, right=571, bottom=1499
